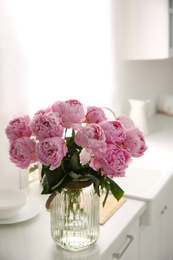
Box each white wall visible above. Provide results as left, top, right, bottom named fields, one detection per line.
left=0, top=0, right=117, bottom=188
left=113, top=59, right=173, bottom=116
left=2, top=0, right=116, bottom=115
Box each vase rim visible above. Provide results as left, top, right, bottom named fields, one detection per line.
left=66, top=179, right=92, bottom=190
left=45, top=179, right=93, bottom=210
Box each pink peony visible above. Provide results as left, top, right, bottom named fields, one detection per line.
left=52, top=99, right=85, bottom=128
left=75, top=123, right=107, bottom=164
left=123, top=128, right=148, bottom=157
left=90, top=143, right=131, bottom=178
left=86, top=106, right=107, bottom=123
left=32, top=107, right=52, bottom=116
left=116, top=115, right=135, bottom=129
left=36, top=137, right=67, bottom=170
left=9, top=137, right=37, bottom=169
left=5, top=115, right=32, bottom=143
left=75, top=123, right=106, bottom=148
left=30, top=110, right=63, bottom=140
left=99, top=120, right=126, bottom=144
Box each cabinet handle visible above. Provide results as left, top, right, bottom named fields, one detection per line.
left=161, top=205, right=168, bottom=214
left=112, top=235, right=134, bottom=259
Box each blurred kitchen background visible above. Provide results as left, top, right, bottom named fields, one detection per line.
left=1, top=0, right=173, bottom=187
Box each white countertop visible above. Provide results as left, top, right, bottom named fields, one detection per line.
left=0, top=180, right=146, bottom=260
left=147, top=113, right=173, bottom=152
left=126, top=113, right=173, bottom=172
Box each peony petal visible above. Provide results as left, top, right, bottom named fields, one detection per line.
left=80, top=148, right=91, bottom=165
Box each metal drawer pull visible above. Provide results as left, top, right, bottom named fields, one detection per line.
left=113, top=235, right=134, bottom=259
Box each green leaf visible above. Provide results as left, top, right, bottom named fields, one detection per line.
left=51, top=174, right=69, bottom=191
left=41, top=167, right=44, bottom=179
left=41, top=179, right=49, bottom=194
left=55, top=175, right=73, bottom=192
left=107, top=177, right=124, bottom=201
left=102, top=180, right=110, bottom=207
left=70, top=153, right=81, bottom=171
left=41, top=165, right=49, bottom=179
left=100, top=175, right=104, bottom=190
left=69, top=171, right=83, bottom=179
left=87, top=174, right=100, bottom=196
left=72, top=129, right=75, bottom=139
left=103, top=190, right=109, bottom=207
left=61, top=157, right=70, bottom=173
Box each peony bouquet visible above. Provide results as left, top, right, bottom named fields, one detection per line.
left=5, top=99, right=147, bottom=206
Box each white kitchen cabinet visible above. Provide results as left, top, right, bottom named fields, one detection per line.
left=139, top=197, right=173, bottom=260
left=139, top=217, right=161, bottom=260
left=112, top=220, right=139, bottom=260
left=160, top=198, right=173, bottom=260
left=99, top=198, right=146, bottom=260
left=124, top=0, right=173, bottom=60
left=103, top=219, right=139, bottom=260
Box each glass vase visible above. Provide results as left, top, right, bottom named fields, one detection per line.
left=50, top=180, right=100, bottom=251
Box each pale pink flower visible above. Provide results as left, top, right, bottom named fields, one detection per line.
left=75, top=123, right=106, bottom=148
left=123, top=128, right=148, bottom=157
left=52, top=99, right=85, bottom=128
left=36, top=137, right=67, bottom=170
left=30, top=110, right=63, bottom=140
left=99, top=120, right=126, bottom=144
left=5, top=115, right=32, bottom=143
left=116, top=115, right=135, bottom=129
left=32, top=107, right=52, bottom=117
left=75, top=123, right=107, bottom=164
left=86, top=106, right=107, bottom=123
left=90, top=143, right=131, bottom=178
left=9, top=137, right=37, bottom=169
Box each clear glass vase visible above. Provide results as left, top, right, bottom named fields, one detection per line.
left=50, top=180, right=100, bottom=251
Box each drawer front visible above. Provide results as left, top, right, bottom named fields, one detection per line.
left=106, top=220, right=139, bottom=260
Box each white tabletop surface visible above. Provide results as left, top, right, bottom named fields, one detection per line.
left=0, top=180, right=146, bottom=260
